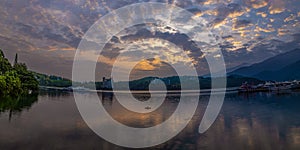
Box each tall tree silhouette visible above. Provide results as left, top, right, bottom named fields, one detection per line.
left=0, top=49, right=12, bottom=74
left=14, top=53, right=18, bottom=66
left=0, top=49, right=4, bottom=58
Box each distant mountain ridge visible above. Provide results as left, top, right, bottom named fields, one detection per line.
left=229, top=49, right=300, bottom=81
left=226, top=63, right=251, bottom=73
left=114, top=75, right=261, bottom=90
left=203, top=62, right=250, bottom=77
left=254, top=60, right=300, bottom=81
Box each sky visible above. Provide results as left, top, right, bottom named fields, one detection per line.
left=0, top=0, right=299, bottom=80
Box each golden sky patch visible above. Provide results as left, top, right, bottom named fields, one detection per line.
left=269, top=0, right=285, bottom=14
left=134, top=59, right=158, bottom=71
left=254, top=26, right=275, bottom=33
left=284, top=14, right=296, bottom=22
left=237, top=29, right=251, bottom=38
left=257, top=12, right=267, bottom=18
left=194, top=12, right=203, bottom=17
left=269, top=7, right=285, bottom=14
left=203, top=0, right=215, bottom=5
left=232, top=20, right=253, bottom=30
left=250, top=0, right=268, bottom=9
left=277, top=28, right=289, bottom=36
left=228, top=11, right=244, bottom=18
left=152, top=57, right=162, bottom=66
left=213, top=19, right=228, bottom=28
left=47, top=46, right=76, bottom=51
left=206, top=9, right=218, bottom=16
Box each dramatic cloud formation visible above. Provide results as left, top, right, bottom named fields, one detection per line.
left=0, top=0, right=299, bottom=79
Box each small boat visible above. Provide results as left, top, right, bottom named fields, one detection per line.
left=238, top=80, right=300, bottom=93
left=290, top=80, right=300, bottom=89
left=263, top=82, right=276, bottom=91
left=270, top=82, right=292, bottom=94
left=72, top=86, right=90, bottom=92
left=238, top=82, right=252, bottom=92
left=238, top=82, right=267, bottom=92
left=145, top=106, right=152, bottom=110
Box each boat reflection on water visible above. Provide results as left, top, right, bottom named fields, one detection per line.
left=0, top=91, right=299, bottom=149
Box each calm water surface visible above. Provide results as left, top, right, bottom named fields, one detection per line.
left=0, top=91, right=299, bottom=150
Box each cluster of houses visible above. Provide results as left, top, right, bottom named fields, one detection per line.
left=239, top=80, right=300, bottom=93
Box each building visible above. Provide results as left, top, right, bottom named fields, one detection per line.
left=102, top=77, right=113, bottom=89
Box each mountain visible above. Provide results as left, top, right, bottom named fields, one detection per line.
left=254, top=60, right=300, bottom=81
left=110, top=75, right=261, bottom=90
left=229, top=49, right=300, bottom=78
left=203, top=62, right=251, bottom=77
left=226, top=63, right=251, bottom=73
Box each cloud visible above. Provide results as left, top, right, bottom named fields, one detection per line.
left=254, top=26, right=275, bottom=33
left=244, top=0, right=269, bottom=9
left=233, top=19, right=252, bottom=30
left=119, top=24, right=204, bottom=64
left=213, top=18, right=228, bottom=28
left=134, top=58, right=162, bottom=71
left=0, top=0, right=299, bottom=79
left=211, top=3, right=245, bottom=28
left=269, top=7, right=285, bottom=14
left=237, top=29, right=251, bottom=37
left=222, top=35, right=234, bottom=41
left=47, top=46, right=76, bottom=51
left=269, top=0, right=285, bottom=14
left=256, top=12, right=268, bottom=18
left=284, top=14, right=296, bottom=22
left=277, top=28, right=290, bottom=36
left=205, top=9, right=219, bottom=16
left=200, top=0, right=235, bottom=5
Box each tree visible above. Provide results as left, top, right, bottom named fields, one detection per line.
left=14, top=53, right=18, bottom=66
left=0, top=49, right=4, bottom=58
left=0, top=59, right=11, bottom=74
left=0, top=49, right=12, bottom=75
left=14, top=63, right=39, bottom=92
left=3, top=71, right=22, bottom=96
left=0, top=75, right=6, bottom=96
left=0, top=49, right=39, bottom=97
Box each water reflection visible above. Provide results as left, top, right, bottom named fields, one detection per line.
left=39, top=90, right=72, bottom=97
left=0, top=91, right=299, bottom=149
left=100, top=92, right=179, bottom=128
left=0, top=94, right=38, bottom=121
left=193, top=92, right=300, bottom=150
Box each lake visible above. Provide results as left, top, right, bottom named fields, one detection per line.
left=0, top=91, right=299, bottom=150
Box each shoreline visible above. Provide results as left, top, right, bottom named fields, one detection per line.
left=40, top=86, right=238, bottom=94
